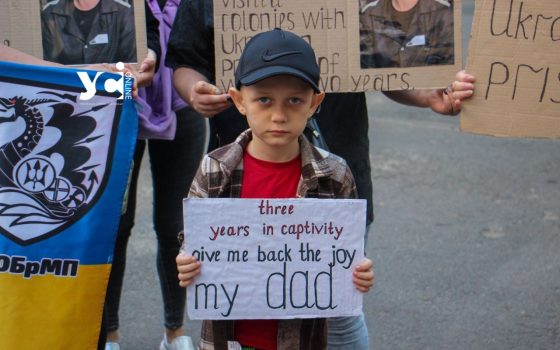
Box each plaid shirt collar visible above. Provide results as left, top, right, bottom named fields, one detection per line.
left=208, top=129, right=334, bottom=196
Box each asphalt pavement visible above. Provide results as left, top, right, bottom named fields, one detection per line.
left=115, top=1, right=560, bottom=349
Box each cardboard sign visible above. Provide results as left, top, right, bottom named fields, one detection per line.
left=461, top=0, right=560, bottom=138
left=214, top=0, right=462, bottom=92
left=183, top=198, right=366, bottom=320
left=0, top=0, right=147, bottom=66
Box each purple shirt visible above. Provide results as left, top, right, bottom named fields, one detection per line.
left=137, top=0, right=187, bottom=140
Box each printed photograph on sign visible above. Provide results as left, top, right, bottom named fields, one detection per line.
left=39, top=0, right=138, bottom=65
left=359, top=0, right=455, bottom=69
left=0, top=0, right=147, bottom=65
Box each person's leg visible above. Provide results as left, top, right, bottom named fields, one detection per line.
left=148, top=107, right=206, bottom=341
left=327, top=314, right=369, bottom=350
left=104, top=140, right=146, bottom=343
left=327, top=224, right=372, bottom=349
left=98, top=310, right=107, bottom=350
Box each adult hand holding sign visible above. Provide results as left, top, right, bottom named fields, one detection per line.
left=173, top=67, right=231, bottom=117
left=383, top=70, right=476, bottom=116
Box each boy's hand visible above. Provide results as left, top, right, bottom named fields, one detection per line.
left=190, top=81, right=231, bottom=117
left=176, top=253, right=201, bottom=287
left=353, top=258, right=375, bottom=293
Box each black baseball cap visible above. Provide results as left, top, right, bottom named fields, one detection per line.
left=235, top=28, right=320, bottom=92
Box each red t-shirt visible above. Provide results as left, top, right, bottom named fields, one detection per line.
left=235, top=150, right=302, bottom=350
left=240, top=150, right=301, bottom=199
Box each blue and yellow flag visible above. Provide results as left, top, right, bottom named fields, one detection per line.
left=0, top=61, right=137, bottom=349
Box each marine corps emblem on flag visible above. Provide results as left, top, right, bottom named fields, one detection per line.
left=0, top=82, right=121, bottom=245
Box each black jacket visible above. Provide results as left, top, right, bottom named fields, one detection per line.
left=41, top=0, right=138, bottom=64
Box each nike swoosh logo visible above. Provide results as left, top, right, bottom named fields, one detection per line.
left=262, top=50, right=302, bottom=62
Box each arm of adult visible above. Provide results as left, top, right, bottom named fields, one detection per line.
left=1, top=43, right=108, bottom=70
left=383, top=70, right=475, bottom=115
left=0, top=43, right=128, bottom=72
left=0, top=44, right=142, bottom=97
left=166, top=0, right=230, bottom=117
left=0, top=43, right=61, bottom=66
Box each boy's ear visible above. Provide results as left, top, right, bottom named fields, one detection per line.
left=228, top=87, right=246, bottom=115
left=310, top=91, right=325, bottom=117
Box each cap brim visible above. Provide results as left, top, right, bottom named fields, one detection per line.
left=239, top=66, right=320, bottom=93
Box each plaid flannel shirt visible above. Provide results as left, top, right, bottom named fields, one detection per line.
left=187, top=129, right=358, bottom=350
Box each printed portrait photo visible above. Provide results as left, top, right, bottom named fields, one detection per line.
left=40, top=0, right=138, bottom=65
left=359, top=0, right=455, bottom=69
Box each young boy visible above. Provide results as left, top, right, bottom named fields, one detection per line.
left=176, top=28, right=375, bottom=350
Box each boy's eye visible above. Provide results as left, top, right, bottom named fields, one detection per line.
left=288, top=97, right=303, bottom=105
left=257, top=97, right=271, bottom=104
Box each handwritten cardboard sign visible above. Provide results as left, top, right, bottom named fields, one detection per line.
left=183, top=198, right=366, bottom=320
left=461, top=0, right=560, bottom=138
left=214, top=0, right=462, bottom=92
left=0, top=0, right=147, bottom=65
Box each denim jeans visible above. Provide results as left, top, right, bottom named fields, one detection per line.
left=327, top=224, right=372, bottom=349
left=328, top=314, right=369, bottom=350
left=105, top=107, right=207, bottom=331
